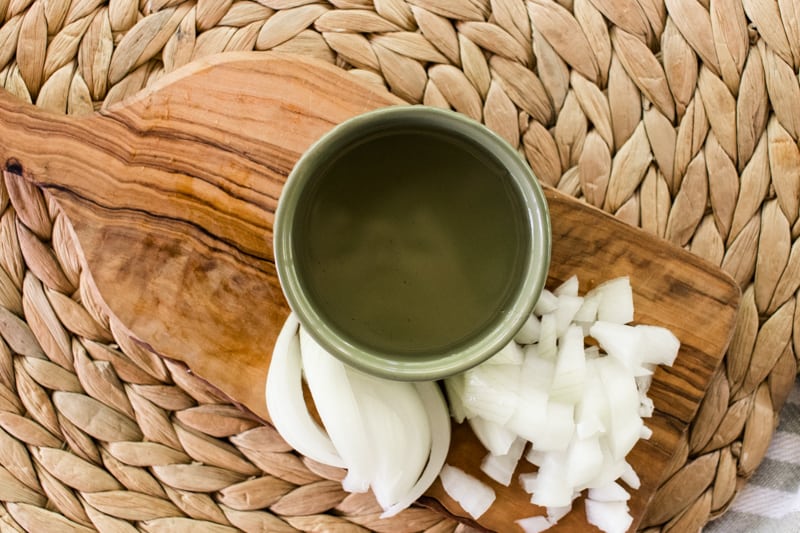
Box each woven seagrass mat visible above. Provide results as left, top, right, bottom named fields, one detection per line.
left=0, top=0, right=797, bottom=531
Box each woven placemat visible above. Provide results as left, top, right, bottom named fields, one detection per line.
left=0, top=1, right=797, bottom=531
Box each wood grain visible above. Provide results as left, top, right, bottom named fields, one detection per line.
left=0, top=52, right=740, bottom=531
left=0, top=52, right=401, bottom=418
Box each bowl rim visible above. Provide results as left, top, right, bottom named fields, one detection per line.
left=274, top=105, right=551, bottom=381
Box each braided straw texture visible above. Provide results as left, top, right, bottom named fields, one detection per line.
left=0, top=0, right=798, bottom=531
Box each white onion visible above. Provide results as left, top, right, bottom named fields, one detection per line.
left=514, top=313, right=541, bottom=344
left=589, top=277, right=634, bottom=324
left=619, top=461, right=641, bottom=490
left=585, top=499, right=633, bottom=533
left=346, top=370, right=431, bottom=509
left=537, top=313, right=558, bottom=359
left=462, top=364, right=520, bottom=425
left=486, top=340, right=525, bottom=365
left=299, top=329, right=373, bottom=492
left=439, top=464, right=495, bottom=519
left=480, top=437, right=526, bottom=486
left=589, top=481, right=630, bottom=502
left=265, top=314, right=344, bottom=467
left=380, top=382, right=450, bottom=518
left=469, top=416, right=517, bottom=456
left=554, top=275, right=579, bottom=297
left=440, top=274, right=681, bottom=530
left=549, top=325, right=586, bottom=404
left=534, top=289, right=558, bottom=315
left=516, top=515, right=553, bottom=533
left=554, top=294, right=584, bottom=336
left=636, top=325, right=680, bottom=366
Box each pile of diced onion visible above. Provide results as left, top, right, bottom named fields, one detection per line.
left=442, top=275, right=679, bottom=532
left=265, top=275, right=679, bottom=532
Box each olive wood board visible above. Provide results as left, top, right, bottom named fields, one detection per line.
left=0, top=52, right=741, bottom=532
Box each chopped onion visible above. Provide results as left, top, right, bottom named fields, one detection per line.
left=516, top=515, right=553, bottom=533
left=585, top=499, right=633, bottom=533
left=515, top=313, right=542, bottom=344
left=480, top=437, right=526, bottom=486
left=636, top=325, right=680, bottom=366
left=619, top=461, right=641, bottom=489
left=554, top=294, right=584, bottom=336
left=462, top=364, right=520, bottom=425
left=589, top=481, right=630, bottom=502
left=487, top=340, right=524, bottom=365
left=469, top=416, right=517, bottom=456
left=590, top=322, right=646, bottom=374
left=443, top=373, right=468, bottom=423
left=537, top=313, right=558, bottom=359
left=589, top=277, right=634, bottom=324
left=439, top=464, right=496, bottom=519
left=439, top=275, right=680, bottom=528
left=265, top=314, right=344, bottom=468
left=534, top=289, right=558, bottom=315
left=554, top=275, right=579, bottom=297
left=549, top=325, right=586, bottom=404
left=547, top=504, right=572, bottom=523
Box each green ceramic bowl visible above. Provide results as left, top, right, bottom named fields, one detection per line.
left=274, top=105, right=550, bottom=380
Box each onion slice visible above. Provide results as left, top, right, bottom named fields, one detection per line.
left=380, top=382, right=451, bottom=518
left=346, top=370, right=431, bottom=510
left=300, top=328, right=373, bottom=492
left=439, top=464, right=496, bottom=520
left=265, top=314, right=344, bottom=468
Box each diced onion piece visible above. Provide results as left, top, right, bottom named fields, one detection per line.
left=549, top=325, right=586, bottom=404
left=480, top=437, right=526, bottom=486
left=487, top=340, right=524, bottom=365
left=462, top=365, right=520, bottom=425
left=439, top=465, right=496, bottom=520
left=537, top=313, right=558, bottom=359
left=589, top=481, right=630, bottom=502
left=640, top=425, right=653, bottom=440
left=555, top=295, right=584, bottom=336
left=443, top=373, right=468, bottom=423
left=265, top=314, right=344, bottom=468
left=380, top=382, right=451, bottom=518
left=515, top=314, right=542, bottom=344
left=589, top=322, right=646, bottom=374
left=525, top=449, right=547, bottom=467
left=506, top=386, right=548, bottom=444
left=533, top=401, right=575, bottom=451
left=597, top=358, right=643, bottom=460
left=585, top=499, right=633, bottom=533
left=522, top=347, right=554, bottom=392
left=516, top=515, right=554, bottom=533
left=575, top=372, right=609, bottom=439
left=590, top=277, right=634, bottom=324
left=469, top=416, right=517, bottom=456
left=300, top=328, right=372, bottom=492
left=534, top=289, right=558, bottom=316
left=519, top=471, right=538, bottom=492
left=554, top=275, right=579, bottom=297
left=636, top=325, right=680, bottom=366
left=547, top=504, right=572, bottom=523
left=574, top=293, right=600, bottom=323
left=639, top=395, right=654, bottom=418
left=619, top=461, right=641, bottom=490
left=584, top=345, right=600, bottom=359
left=564, top=436, right=604, bottom=489
left=528, top=453, right=573, bottom=507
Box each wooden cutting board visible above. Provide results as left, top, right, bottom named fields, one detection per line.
left=0, top=52, right=740, bottom=531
